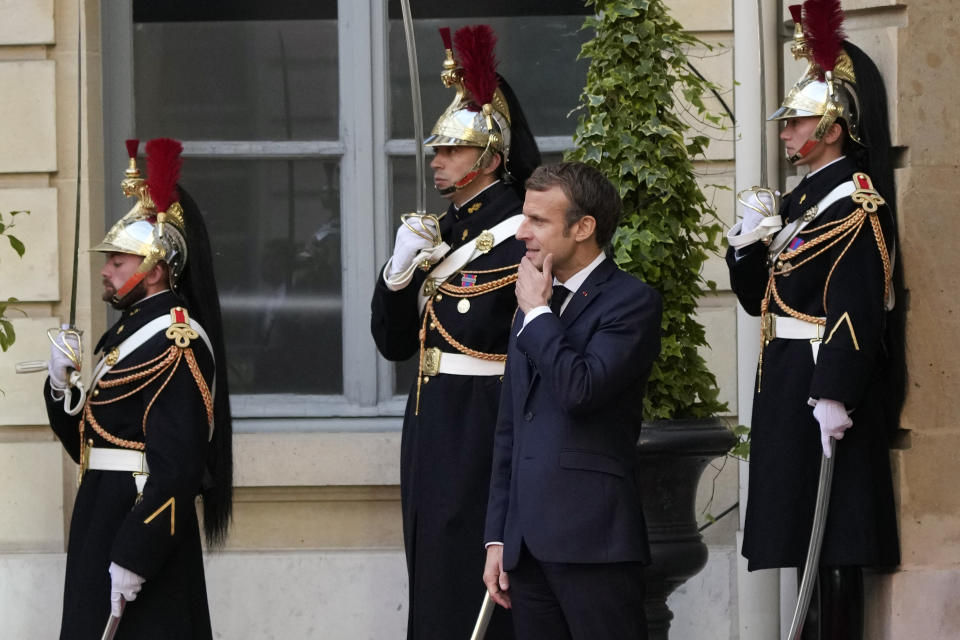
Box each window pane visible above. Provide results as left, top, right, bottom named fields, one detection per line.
left=389, top=16, right=591, bottom=139
left=182, top=159, right=343, bottom=395
left=133, top=19, right=338, bottom=140
left=390, top=155, right=451, bottom=223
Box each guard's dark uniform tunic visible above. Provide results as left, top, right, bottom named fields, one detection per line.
left=372, top=181, right=523, bottom=639
left=726, top=157, right=900, bottom=571
left=46, top=290, right=215, bottom=639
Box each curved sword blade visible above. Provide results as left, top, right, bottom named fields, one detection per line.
left=399, top=0, right=426, bottom=214
left=100, top=598, right=125, bottom=640
left=786, top=438, right=836, bottom=640
left=469, top=591, right=495, bottom=640
left=69, top=0, right=84, bottom=327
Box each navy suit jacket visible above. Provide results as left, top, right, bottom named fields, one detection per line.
left=485, top=257, right=662, bottom=570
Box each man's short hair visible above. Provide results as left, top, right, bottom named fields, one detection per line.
left=525, top=162, right=622, bottom=247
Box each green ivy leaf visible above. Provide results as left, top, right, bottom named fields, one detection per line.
left=8, top=234, right=25, bottom=258
left=0, top=318, right=14, bottom=352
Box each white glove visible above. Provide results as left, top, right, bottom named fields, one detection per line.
left=387, top=217, right=439, bottom=278
left=812, top=398, right=853, bottom=458
left=48, top=324, right=81, bottom=392
left=109, top=562, right=145, bottom=617
left=738, top=188, right=777, bottom=234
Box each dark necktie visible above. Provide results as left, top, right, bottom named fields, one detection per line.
left=550, top=284, right=568, bottom=316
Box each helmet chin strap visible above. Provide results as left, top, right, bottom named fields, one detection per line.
left=435, top=168, right=480, bottom=196
left=434, top=144, right=496, bottom=197
left=111, top=253, right=160, bottom=305
left=111, top=271, right=147, bottom=307
left=787, top=139, right=820, bottom=164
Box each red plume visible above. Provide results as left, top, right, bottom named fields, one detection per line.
left=454, top=25, right=499, bottom=111
left=145, top=138, right=183, bottom=214
left=788, top=5, right=803, bottom=26
left=802, top=0, right=846, bottom=76
left=125, top=139, right=140, bottom=159
left=439, top=27, right=452, bottom=51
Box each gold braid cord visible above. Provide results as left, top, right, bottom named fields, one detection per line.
left=414, top=265, right=518, bottom=414
left=766, top=206, right=886, bottom=323
left=81, top=344, right=214, bottom=452
left=184, top=348, right=215, bottom=426
left=426, top=304, right=510, bottom=362
left=757, top=201, right=893, bottom=391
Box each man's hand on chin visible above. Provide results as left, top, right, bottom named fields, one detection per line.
left=483, top=544, right=512, bottom=609
left=516, top=253, right=553, bottom=314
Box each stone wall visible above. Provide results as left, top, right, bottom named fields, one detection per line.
left=876, top=0, right=960, bottom=636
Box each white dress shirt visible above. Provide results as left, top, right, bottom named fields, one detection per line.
left=520, top=251, right=607, bottom=331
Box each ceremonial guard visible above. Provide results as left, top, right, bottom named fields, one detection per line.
left=370, top=25, right=540, bottom=640
left=726, top=2, right=905, bottom=638
left=45, top=138, right=232, bottom=639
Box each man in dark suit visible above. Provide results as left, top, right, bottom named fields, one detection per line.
left=483, top=162, right=662, bottom=639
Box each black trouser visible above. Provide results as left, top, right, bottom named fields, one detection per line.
left=800, top=566, right=863, bottom=640
left=508, top=543, right=648, bottom=640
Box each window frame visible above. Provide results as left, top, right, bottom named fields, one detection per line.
left=102, top=0, right=576, bottom=431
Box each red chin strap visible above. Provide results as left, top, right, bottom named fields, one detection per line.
left=112, top=270, right=147, bottom=305
left=788, top=139, right=819, bottom=164
left=436, top=169, right=482, bottom=196
left=454, top=170, right=480, bottom=189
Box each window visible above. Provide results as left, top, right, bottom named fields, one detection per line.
left=103, top=1, right=590, bottom=429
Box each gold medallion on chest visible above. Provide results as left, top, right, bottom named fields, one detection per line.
left=475, top=231, right=495, bottom=253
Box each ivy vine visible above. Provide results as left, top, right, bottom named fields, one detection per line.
left=566, top=0, right=729, bottom=420
left=0, top=209, right=28, bottom=353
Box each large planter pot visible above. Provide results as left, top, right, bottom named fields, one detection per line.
left=637, top=417, right=736, bottom=640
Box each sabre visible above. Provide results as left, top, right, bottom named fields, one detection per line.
left=15, top=1, right=86, bottom=413
left=67, top=0, right=83, bottom=330
left=469, top=592, right=495, bottom=640
left=785, top=438, right=836, bottom=639
left=100, top=598, right=125, bottom=640
left=399, top=0, right=426, bottom=215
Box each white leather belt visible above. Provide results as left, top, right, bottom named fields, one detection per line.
left=421, top=347, right=505, bottom=376
left=87, top=447, right=149, bottom=474
left=762, top=314, right=824, bottom=341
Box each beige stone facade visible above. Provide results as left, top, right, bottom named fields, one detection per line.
left=0, top=0, right=956, bottom=637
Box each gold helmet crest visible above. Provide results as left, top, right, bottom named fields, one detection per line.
left=91, top=138, right=188, bottom=302
left=768, top=1, right=862, bottom=146
left=424, top=25, right=513, bottom=193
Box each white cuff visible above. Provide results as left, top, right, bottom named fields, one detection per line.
left=726, top=216, right=783, bottom=249
left=519, top=306, right=551, bottom=335
left=383, top=244, right=450, bottom=291
left=382, top=258, right=412, bottom=291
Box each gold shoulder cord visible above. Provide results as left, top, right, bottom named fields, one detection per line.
left=79, top=337, right=215, bottom=460
left=414, top=263, right=518, bottom=414
left=757, top=176, right=892, bottom=393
